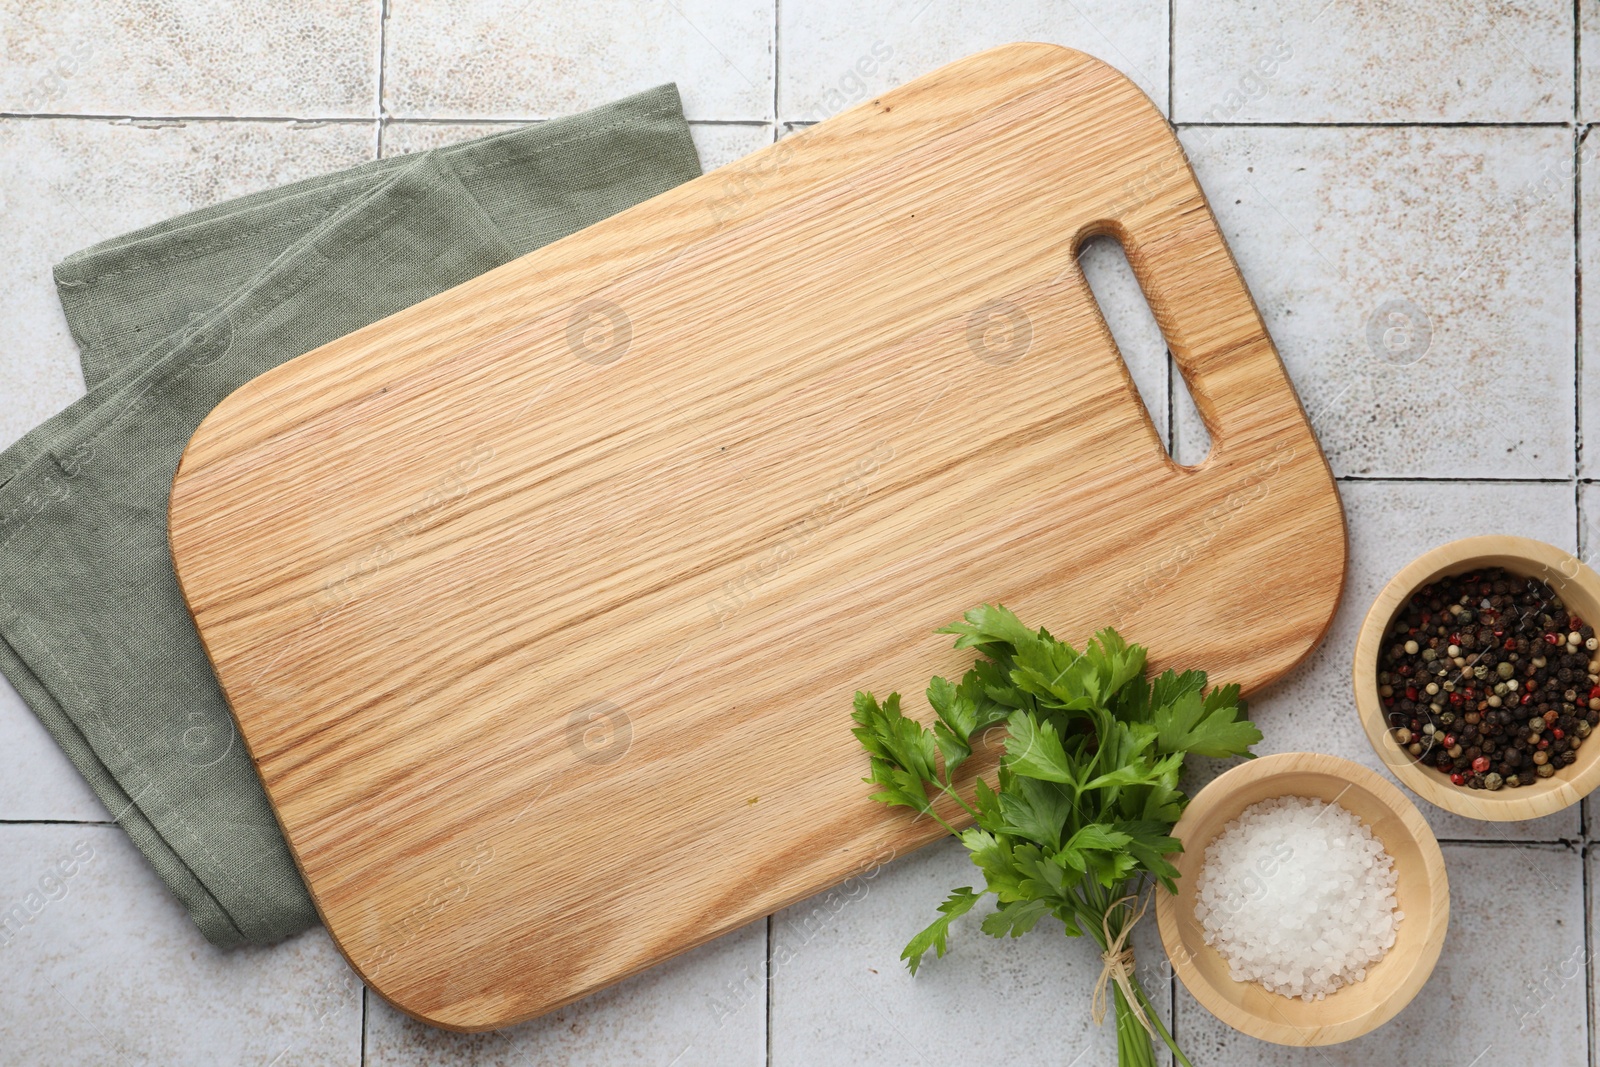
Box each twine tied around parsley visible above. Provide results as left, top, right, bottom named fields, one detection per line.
left=1091, top=893, right=1155, bottom=1038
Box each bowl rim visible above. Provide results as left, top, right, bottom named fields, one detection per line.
left=1154, top=751, right=1449, bottom=1047
left=1352, top=534, right=1600, bottom=821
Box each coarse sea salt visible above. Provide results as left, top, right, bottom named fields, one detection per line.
left=1193, top=795, right=1402, bottom=1002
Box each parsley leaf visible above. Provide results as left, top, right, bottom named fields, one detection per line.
left=901, top=887, right=983, bottom=975
left=851, top=605, right=1258, bottom=1067
left=1003, top=710, right=1075, bottom=783
left=1152, top=683, right=1261, bottom=757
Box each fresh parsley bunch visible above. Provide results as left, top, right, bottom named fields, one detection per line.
left=851, top=605, right=1261, bottom=1067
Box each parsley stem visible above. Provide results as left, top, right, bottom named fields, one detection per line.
left=933, top=778, right=980, bottom=822
left=1113, top=983, right=1157, bottom=1067
left=915, top=778, right=980, bottom=838
left=917, top=805, right=959, bottom=837
left=1131, top=978, right=1193, bottom=1067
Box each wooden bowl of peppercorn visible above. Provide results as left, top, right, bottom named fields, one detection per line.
left=1354, top=535, right=1600, bottom=821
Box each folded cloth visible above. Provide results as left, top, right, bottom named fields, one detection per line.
left=0, top=85, right=703, bottom=947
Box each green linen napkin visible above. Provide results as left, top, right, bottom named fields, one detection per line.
left=0, top=85, right=704, bottom=947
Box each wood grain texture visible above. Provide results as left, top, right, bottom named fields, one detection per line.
left=1154, top=752, right=1449, bottom=1047
left=168, top=43, right=1347, bottom=1030
left=1354, top=535, right=1600, bottom=820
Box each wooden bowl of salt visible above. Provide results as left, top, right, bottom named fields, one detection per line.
left=1154, top=752, right=1449, bottom=1046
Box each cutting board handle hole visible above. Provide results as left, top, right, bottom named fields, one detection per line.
left=1077, top=235, right=1213, bottom=467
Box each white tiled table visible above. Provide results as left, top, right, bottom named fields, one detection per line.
left=0, top=2, right=1592, bottom=1063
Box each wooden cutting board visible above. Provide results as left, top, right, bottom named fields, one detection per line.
left=168, top=43, right=1346, bottom=1031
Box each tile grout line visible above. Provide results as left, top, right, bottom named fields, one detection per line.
left=1576, top=0, right=1583, bottom=122
left=1171, top=966, right=1184, bottom=1067
left=1579, top=123, right=1589, bottom=517
left=1434, top=837, right=1582, bottom=846
left=0, top=111, right=776, bottom=126
left=374, top=0, right=389, bottom=159
left=765, top=914, right=775, bottom=1066
left=370, top=117, right=770, bottom=128
left=1341, top=475, right=1585, bottom=484
left=1578, top=110, right=1586, bottom=493
left=1167, top=0, right=1175, bottom=120
left=1586, top=841, right=1596, bottom=1067
left=1572, top=15, right=1582, bottom=562
left=1178, top=119, right=1577, bottom=128
left=0, top=112, right=379, bottom=123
